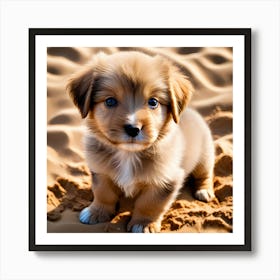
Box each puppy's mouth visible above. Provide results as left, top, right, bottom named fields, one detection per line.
left=117, top=134, right=154, bottom=152
left=118, top=142, right=148, bottom=152
left=101, top=125, right=158, bottom=152
left=110, top=133, right=156, bottom=152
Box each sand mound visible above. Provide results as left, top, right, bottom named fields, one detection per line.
left=47, top=47, right=233, bottom=233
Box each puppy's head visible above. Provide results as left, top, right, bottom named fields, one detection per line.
left=67, top=51, right=193, bottom=151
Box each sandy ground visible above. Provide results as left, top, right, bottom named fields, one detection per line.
left=46, top=47, right=233, bottom=233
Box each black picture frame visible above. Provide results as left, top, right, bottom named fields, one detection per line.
left=29, top=28, right=251, bottom=251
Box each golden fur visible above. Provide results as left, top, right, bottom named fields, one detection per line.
left=67, top=51, right=215, bottom=233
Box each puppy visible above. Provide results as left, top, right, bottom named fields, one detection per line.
left=67, top=51, right=215, bottom=233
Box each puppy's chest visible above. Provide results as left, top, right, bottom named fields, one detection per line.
left=111, top=151, right=146, bottom=197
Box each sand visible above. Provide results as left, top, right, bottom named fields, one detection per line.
left=47, top=47, right=233, bottom=233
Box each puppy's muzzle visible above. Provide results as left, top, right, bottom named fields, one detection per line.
left=124, top=124, right=141, bottom=138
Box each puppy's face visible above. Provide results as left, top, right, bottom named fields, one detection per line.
left=68, top=51, right=193, bottom=152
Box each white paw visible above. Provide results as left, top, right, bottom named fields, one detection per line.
left=129, top=221, right=160, bottom=233
left=195, top=189, right=215, bottom=202
left=79, top=207, right=93, bottom=224
left=79, top=206, right=113, bottom=224
left=131, top=224, right=144, bottom=233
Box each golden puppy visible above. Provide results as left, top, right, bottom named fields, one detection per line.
left=67, top=51, right=215, bottom=233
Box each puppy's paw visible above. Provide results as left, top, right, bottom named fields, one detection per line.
left=79, top=207, right=93, bottom=224
left=131, top=224, right=144, bottom=233
left=195, top=189, right=215, bottom=202
left=128, top=221, right=161, bottom=233
left=79, top=206, right=112, bottom=224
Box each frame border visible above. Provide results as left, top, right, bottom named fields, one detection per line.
left=29, top=28, right=251, bottom=251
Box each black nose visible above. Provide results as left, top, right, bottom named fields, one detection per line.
left=124, top=124, right=140, bottom=138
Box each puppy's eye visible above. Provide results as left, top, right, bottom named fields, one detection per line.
left=105, top=97, right=118, bottom=108
left=148, top=98, right=159, bottom=109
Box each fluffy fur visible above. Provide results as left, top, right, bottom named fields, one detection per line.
left=67, top=51, right=215, bottom=233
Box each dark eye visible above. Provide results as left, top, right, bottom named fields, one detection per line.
left=105, top=97, right=118, bottom=108
left=148, top=98, right=159, bottom=109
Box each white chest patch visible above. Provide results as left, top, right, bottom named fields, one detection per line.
left=113, top=151, right=141, bottom=197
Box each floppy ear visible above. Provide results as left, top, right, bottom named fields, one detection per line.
left=168, top=68, right=193, bottom=123
left=67, top=66, right=95, bottom=118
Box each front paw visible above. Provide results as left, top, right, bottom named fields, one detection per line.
left=79, top=206, right=112, bottom=225
left=127, top=221, right=161, bottom=233
left=195, top=189, right=215, bottom=202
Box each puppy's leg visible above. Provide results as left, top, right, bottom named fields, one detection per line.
left=193, top=160, right=215, bottom=202
left=127, top=174, right=184, bottom=233
left=80, top=173, right=120, bottom=224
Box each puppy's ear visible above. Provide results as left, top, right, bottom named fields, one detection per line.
left=168, top=68, right=193, bottom=123
left=67, top=67, right=95, bottom=118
